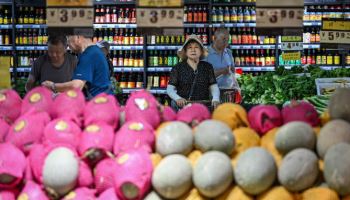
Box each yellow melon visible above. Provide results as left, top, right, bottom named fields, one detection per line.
left=215, top=185, right=253, bottom=200
left=179, top=188, right=208, bottom=200
left=187, top=150, right=203, bottom=168
left=300, top=187, right=339, bottom=200
left=260, top=128, right=283, bottom=167
left=151, top=153, right=162, bottom=168
left=257, top=186, right=295, bottom=200
left=212, top=103, right=249, bottom=130
left=232, top=127, right=260, bottom=155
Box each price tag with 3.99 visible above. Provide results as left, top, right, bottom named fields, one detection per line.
left=137, top=8, right=183, bottom=28
left=256, top=8, right=303, bottom=28
left=47, top=7, right=94, bottom=27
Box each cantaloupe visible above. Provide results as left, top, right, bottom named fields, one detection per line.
left=187, top=150, right=202, bottom=168
left=260, top=128, right=283, bottom=167
left=212, top=103, right=249, bottom=130
left=193, top=151, right=233, bottom=198
left=194, top=120, right=235, bottom=155
left=324, top=143, right=350, bottom=196
left=317, top=119, right=350, bottom=159
left=300, top=187, right=339, bottom=200
left=152, top=154, right=192, bottom=199
left=179, top=188, right=209, bottom=200
left=256, top=186, right=295, bottom=200
left=278, top=148, right=319, bottom=192
left=235, top=147, right=277, bottom=195
left=275, top=122, right=316, bottom=154
left=156, top=122, right=193, bottom=156
left=215, top=185, right=253, bottom=200
left=328, top=88, right=350, bottom=123
left=144, top=191, right=164, bottom=200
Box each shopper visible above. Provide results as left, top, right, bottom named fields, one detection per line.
left=204, top=28, right=241, bottom=102
left=167, top=34, right=220, bottom=111
left=25, top=35, right=77, bottom=92
left=42, top=34, right=114, bottom=98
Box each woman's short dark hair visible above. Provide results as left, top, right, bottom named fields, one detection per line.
left=48, top=35, right=67, bottom=47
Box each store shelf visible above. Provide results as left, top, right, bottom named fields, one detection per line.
left=303, top=44, right=321, bottom=49
left=16, top=24, right=47, bottom=29
left=212, top=23, right=256, bottom=28
left=184, top=0, right=210, bottom=4
left=230, top=44, right=275, bottom=49
left=114, top=67, right=144, bottom=72
left=0, top=25, right=12, bottom=29
left=238, top=66, right=275, bottom=72
left=0, top=0, right=11, bottom=5
left=346, top=66, right=350, bottom=69
left=150, top=88, right=167, bottom=94
left=121, top=88, right=143, bottom=94
left=10, top=67, right=31, bottom=73
left=183, top=23, right=210, bottom=28
left=212, top=2, right=255, bottom=6
left=147, top=67, right=172, bottom=72
left=0, top=46, right=13, bottom=50
left=304, top=0, right=344, bottom=5
left=93, top=24, right=137, bottom=28
left=303, top=21, right=322, bottom=26
left=110, top=45, right=143, bottom=50
left=94, top=0, right=135, bottom=5
left=16, top=46, right=47, bottom=50
left=147, top=45, right=181, bottom=50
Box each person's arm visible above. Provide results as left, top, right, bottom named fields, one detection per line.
left=210, top=84, right=220, bottom=102
left=166, top=84, right=182, bottom=101
left=25, top=57, right=41, bottom=92
left=214, top=67, right=230, bottom=78
left=42, top=79, right=86, bottom=93
left=25, top=74, right=36, bottom=92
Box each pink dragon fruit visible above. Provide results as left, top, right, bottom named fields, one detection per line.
left=17, top=180, right=49, bottom=200
left=177, top=103, right=211, bottom=127
left=84, top=93, right=120, bottom=129
left=21, top=86, right=53, bottom=117
left=248, top=105, right=283, bottom=135
left=61, top=187, right=96, bottom=200
left=161, top=106, right=177, bottom=122
left=94, top=158, right=117, bottom=194
left=113, top=121, right=155, bottom=154
left=78, top=161, right=94, bottom=188
left=114, top=148, right=153, bottom=200
left=124, top=90, right=161, bottom=128
left=0, top=143, right=26, bottom=189
left=0, top=118, right=10, bottom=142
left=52, top=89, right=85, bottom=124
left=97, top=188, right=120, bottom=200
left=43, top=118, right=81, bottom=149
left=282, top=100, right=320, bottom=127
left=0, top=190, right=16, bottom=200
left=79, top=123, right=115, bottom=167
left=0, top=89, right=22, bottom=124
left=5, top=110, right=50, bottom=153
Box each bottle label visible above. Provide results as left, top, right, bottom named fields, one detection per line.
left=326, top=56, right=333, bottom=65
left=334, top=56, right=340, bottom=65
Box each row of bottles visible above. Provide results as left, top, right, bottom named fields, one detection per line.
left=92, top=28, right=143, bottom=45
left=17, top=6, right=46, bottom=24
left=211, top=6, right=256, bottom=23
left=17, top=50, right=45, bottom=66
left=0, top=29, right=11, bottom=45
left=303, top=27, right=320, bottom=44
left=110, top=50, right=144, bottom=67
left=301, top=49, right=341, bottom=65
left=147, top=35, right=186, bottom=45
left=183, top=6, right=208, bottom=23
left=147, top=73, right=170, bottom=89
left=148, top=50, right=179, bottom=67
left=185, top=28, right=209, bottom=44
left=221, top=27, right=276, bottom=45
left=116, top=72, right=143, bottom=88
left=94, top=6, right=136, bottom=24
left=233, top=49, right=275, bottom=66
left=303, top=5, right=350, bottom=21
left=15, top=29, right=48, bottom=45
left=0, top=6, right=11, bottom=24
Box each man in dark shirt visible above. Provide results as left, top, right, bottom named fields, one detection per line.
left=25, top=35, right=77, bottom=91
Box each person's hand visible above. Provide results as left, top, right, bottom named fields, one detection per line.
left=42, top=81, right=54, bottom=89
left=176, top=98, right=187, bottom=108
left=212, top=100, right=220, bottom=109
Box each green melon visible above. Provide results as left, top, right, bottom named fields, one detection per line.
left=152, top=154, right=192, bottom=199
left=144, top=191, right=164, bottom=200
left=328, top=88, right=350, bottom=123
left=234, top=147, right=277, bottom=195
left=317, top=119, right=350, bottom=159
left=275, top=122, right=316, bottom=154
left=324, top=142, right=350, bottom=196
left=278, top=148, right=319, bottom=192
left=194, top=120, right=235, bottom=155
left=156, top=122, right=193, bottom=156
left=193, top=151, right=233, bottom=198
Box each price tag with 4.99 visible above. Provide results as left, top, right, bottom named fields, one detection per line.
left=137, top=8, right=183, bottom=28
left=47, top=7, right=94, bottom=27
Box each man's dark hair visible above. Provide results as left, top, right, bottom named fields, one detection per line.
left=48, top=35, right=67, bottom=47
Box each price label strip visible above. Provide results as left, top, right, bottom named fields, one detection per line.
left=138, top=0, right=183, bottom=7
left=256, top=8, right=303, bottom=28
left=136, top=8, right=183, bottom=28
left=320, top=30, right=350, bottom=44
left=47, top=7, right=93, bottom=27
left=282, top=52, right=301, bottom=61
left=322, top=20, right=350, bottom=31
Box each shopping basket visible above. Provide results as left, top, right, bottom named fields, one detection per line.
left=220, top=89, right=241, bottom=104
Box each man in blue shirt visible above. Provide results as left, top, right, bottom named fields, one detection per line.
left=42, top=34, right=114, bottom=98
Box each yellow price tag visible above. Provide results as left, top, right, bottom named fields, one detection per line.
left=282, top=52, right=301, bottom=61
left=323, top=20, right=350, bottom=31
left=47, top=0, right=92, bottom=6
left=138, top=0, right=183, bottom=7
left=281, top=36, right=302, bottom=42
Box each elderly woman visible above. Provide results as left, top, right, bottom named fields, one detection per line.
left=167, top=35, right=220, bottom=111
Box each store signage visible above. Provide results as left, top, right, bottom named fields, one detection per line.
left=256, top=0, right=303, bottom=7
left=47, top=0, right=92, bottom=6
left=137, top=0, right=183, bottom=7
left=281, top=36, right=302, bottom=42
left=137, top=8, right=183, bottom=28
left=47, top=7, right=94, bottom=27
left=256, top=8, right=303, bottom=28
left=282, top=52, right=301, bottom=61
left=322, top=20, right=350, bottom=31
left=281, top=42, right=303, bottom=51
left=0, top=57, right=11, bottom=89
left=320, top=31, right=350, bottom=44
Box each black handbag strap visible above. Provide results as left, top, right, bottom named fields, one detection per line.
left=188, top=69, right=198, bottom=101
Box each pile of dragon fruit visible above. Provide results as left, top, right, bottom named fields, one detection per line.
left=0, top=86, right=348, bottom=199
